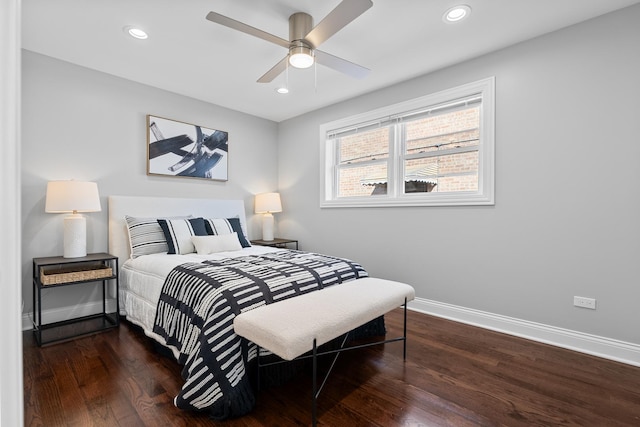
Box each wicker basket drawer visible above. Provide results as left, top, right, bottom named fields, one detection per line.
left=40, top=263, right=113, bottom=285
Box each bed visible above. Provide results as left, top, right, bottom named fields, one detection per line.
left=107, top=195, right=379, bottom=419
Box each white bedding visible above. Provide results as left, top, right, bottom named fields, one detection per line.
left=120, top=245, right=282, bottom=341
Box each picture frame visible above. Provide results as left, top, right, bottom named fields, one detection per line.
left=147, top=115, right=228, bottom=181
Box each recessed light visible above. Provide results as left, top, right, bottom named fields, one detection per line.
left=276, top=87, right=289, bottom=94
left=443, top=5, right=471, bottom=23
left=123, top=26, right=148, bottom=40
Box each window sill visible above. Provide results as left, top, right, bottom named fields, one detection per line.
left=320, top=191, right=495, bottom=208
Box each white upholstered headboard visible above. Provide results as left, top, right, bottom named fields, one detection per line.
left=108, top=195, right=249, bottom=264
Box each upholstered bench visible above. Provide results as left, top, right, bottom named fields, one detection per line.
left=234, top=277, right=415, bottom=426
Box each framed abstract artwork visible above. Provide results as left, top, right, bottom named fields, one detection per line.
left=147, top=115, right=229, bottom=181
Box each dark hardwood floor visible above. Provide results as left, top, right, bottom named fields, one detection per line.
left=24, top=309, right=640, bottom=426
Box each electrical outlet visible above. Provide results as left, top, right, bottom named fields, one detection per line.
left=574, top=296, right=596, bottom=310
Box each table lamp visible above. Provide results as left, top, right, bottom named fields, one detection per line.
left=45, top=180, right=102, bottom=258
left=255, top=192, right=282, bottom=241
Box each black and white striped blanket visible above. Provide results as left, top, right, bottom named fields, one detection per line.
left=152, top=250, right=368, bottom=419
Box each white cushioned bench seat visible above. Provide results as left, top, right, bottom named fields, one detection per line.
left=233, top=277, right=415, bottom=361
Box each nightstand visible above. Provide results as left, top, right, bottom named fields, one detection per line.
left=32, top=252, right=119, bottom=346
left=250, top=238, right=299, bottom=250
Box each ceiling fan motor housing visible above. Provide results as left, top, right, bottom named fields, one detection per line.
left=288, top=12, right=314, bottom=68
left=289, top=12, right=313, bottom=45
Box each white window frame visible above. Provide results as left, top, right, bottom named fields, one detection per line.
left=320, top=77, right=495, bottom=208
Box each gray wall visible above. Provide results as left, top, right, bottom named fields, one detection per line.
left=277, top=6, right=640, bottom=344
left=21, top=51, right=279, bottom=316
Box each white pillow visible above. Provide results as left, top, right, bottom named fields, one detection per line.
left=191, top=233, right=243, bottom=254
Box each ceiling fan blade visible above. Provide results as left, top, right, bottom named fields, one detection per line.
left=315, top=50, right=370, bottom=79
left=206, top=12, right=290, bottom=49
left=257, top=56, right=289, bottom=83
left=304, top=0, right=373, bottom=48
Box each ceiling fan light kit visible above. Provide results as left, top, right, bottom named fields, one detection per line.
left=289, top=44, right=314, bottom=69
left=206, top=0, right=373, bottom=83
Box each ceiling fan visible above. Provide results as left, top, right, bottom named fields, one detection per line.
left=206, top=0, right=373, bottom=83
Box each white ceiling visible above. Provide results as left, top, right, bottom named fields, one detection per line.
left=22, top=0, right=640, bottom=122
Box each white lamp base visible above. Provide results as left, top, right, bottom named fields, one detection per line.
left=63, top=214, right=87, bottom=258
left=262, top=212, right=275, bottom=241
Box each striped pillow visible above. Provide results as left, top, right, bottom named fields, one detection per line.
left=204, top=217, right=251, bottom=248
left=157, top=218, right=208, bottom=255
left=125, top=215, right=191, bottom=258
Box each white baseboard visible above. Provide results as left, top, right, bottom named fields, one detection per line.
left=408, top=297, right=640, bottom=367
left=22, top=299, right=117, bottom=331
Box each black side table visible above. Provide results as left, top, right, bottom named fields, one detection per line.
left=250, top=238, right=299, bottom=250
left=32, top=252, right=119, bottom=346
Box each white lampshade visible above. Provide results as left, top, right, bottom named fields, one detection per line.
left=255, top=192, right=282, bottom=214
left=45, top=180, right=101, bottom=258
left=45, top=181, right=102, bottom=213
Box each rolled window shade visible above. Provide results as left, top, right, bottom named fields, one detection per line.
left=327, top=94, right=481, bottom=139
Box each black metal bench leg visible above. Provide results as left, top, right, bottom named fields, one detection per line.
left=312, top=338, right=318, bottom=427
left=403, top=298, right=408, bottom=361
left=257, top=345, right=262, bottom=392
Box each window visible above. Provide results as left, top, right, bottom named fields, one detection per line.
left=320, top=77, right=495, bottom=207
